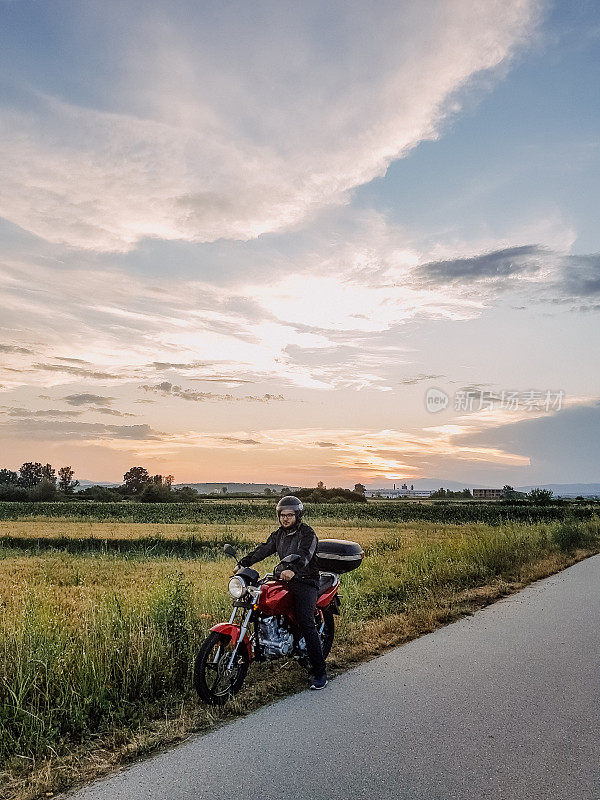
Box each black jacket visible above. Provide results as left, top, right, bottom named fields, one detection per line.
left=238, top=522, right=320, bottom=584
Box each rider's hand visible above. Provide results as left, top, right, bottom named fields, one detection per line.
left=279, top=569, right=295, bottom=581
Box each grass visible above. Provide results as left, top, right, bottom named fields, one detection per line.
left=0, top=515, right=598, bottom=800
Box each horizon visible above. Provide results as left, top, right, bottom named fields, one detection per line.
left=70, top=476, right=600, bottom=492
left=1, top=1, right=599, bottom=486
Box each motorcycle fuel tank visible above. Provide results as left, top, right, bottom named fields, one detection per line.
left=256, top=580, right=295, bottom=617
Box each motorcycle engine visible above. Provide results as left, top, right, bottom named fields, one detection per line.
left=257, top=615, right=294, bottom=659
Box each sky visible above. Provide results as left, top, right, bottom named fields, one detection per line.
left=1, top=0, right=599, bottom=488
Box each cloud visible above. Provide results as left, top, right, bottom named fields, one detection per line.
left=410, top=246, right=600, bottom=310
left=62, top=393, right=114, bottom=407
left=131, top=425, right=531, bottom=475
left=94, top=407, right=135, bottom=417
left=558, top=253, right=600, bottom=298
left=57, top=393, right=134, bottom=416
left=141, top=381, right=285, bottom=403
left=2, top=407, right=82, bottom=418
left=151, top=361, right=254, bottom=384
left=33, top=364, right=123, bottom=380
left=415, top=245, right=545, bottom=284
left=399, top=374, right=445, bottom=385
left=151, top=361, right=208, bottom=371
left=1, top=211, right=595, bottom=399
left=0, top=1, right=540, bottom=251
left=0, top=344, right=33, bottom=354
left=454, top=400, right=600, bottom=480
left=218, top=437, right=261, bottom=446
left=0, top=419, right=163, bottom=441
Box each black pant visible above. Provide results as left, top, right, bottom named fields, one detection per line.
left=288, top=577, right=326, bottom=676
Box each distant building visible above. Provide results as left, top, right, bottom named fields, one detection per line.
left=472, top=488, right=503, bottom=499
left=366, top=488, right=433, bottom=499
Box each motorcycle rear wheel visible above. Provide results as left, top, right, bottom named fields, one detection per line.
left=194, top=631, right=250, bottom=705
left=319, top=608, right=335, bottom=659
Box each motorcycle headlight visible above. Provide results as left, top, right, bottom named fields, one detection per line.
left=228, top=576, right=247, bottom=599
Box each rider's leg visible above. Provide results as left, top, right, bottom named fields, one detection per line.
left=289, top=577, right=326, bottom=677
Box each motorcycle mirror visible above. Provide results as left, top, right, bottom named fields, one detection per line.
left=223, top=544, right=238, bottom=558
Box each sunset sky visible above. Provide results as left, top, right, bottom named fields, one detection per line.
left=1, top=0, right=599, bottom=487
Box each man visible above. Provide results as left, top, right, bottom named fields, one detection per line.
left=236, top=495, right=328, bottom=690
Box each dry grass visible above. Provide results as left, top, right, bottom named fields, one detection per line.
left=0, top=518, right=462, bottom=543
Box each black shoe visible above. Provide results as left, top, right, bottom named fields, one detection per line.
left=310, top=674, right=328, bottom=690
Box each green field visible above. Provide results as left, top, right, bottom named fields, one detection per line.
left=1, top=512, right=599, bottom=800
left=0, top=500, right=597, bottom=524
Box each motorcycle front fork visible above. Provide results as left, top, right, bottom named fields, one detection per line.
left=226, top=606, right=253, bottom=670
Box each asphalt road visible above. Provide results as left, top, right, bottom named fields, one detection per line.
left=65, top=554, right=600, bottom=800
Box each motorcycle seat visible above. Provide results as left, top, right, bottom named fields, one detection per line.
left=318, top=573, right=337, bottom=596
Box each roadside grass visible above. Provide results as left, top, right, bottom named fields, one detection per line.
left=0, top=515, right=598, bottom=800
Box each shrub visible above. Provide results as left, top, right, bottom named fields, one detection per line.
left=0, top=485, right=29, bottom=501
left=76, top=486, right=124, bottom=502
left=551, top=517, right=600, bottom=550
left=28, top=479, right=58, bottom=502
left=139, top=483, right=174, bottom=503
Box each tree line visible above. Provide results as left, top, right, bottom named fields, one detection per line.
left=0, top=463, right=79, bottom=501
left=0, top=464, right=198, bottom=503
left=430, top=485, right=558, bottom=504
left=0, top=465, right=368, bottom=504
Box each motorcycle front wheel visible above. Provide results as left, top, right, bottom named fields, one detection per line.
left=194, top=631, right=250, bottom=705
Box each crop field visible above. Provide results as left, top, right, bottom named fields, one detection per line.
left=0, top=500, right=598, bottom=524
left=1, top=513, right=599, bottom=800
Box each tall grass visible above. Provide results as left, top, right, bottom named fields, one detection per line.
left=334, top=517, right=600, bottom=623
left=0, top=516, right=598, bottom=774
left=0, top=573, right=225, bottom=766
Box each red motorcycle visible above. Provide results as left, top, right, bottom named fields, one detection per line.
left=193, top=539, right=364, bottom=704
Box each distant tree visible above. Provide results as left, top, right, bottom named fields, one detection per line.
left=58, top=466, right=79, bottom=494
left=123, top=466, right=150, bottom=494
left=354, top=483, right=366, bottom=496
left=151, top=474, right=164, bottom=485
left=164, top=474, right=174, bottom=487
left=29, top=478, right=58, bottom=501
left=501, top=485, right=526, bottom=500
left=431, top=487, right=472, bottom=499
left=18, top=462, right=44, bottom=488
left=173, top=486, right=199, bottom=503
left=139, top=482, right=172, bottom=503
left=41, top=463, right=56, bottom=484
left=0, top=484, right=28, bottom=501
left=264, top=487, right=272, bottom=495
left=527, top=488, right=554, bottom=505
left=0, top=469, right=18, bottom=485
left=317, top=481, right=325, bottom=490
left=221, top=486, right=228, bottom=494
left=76, top=485, right=123, bottom=502
left=280, top=487, right=290, bottom=495
left=295, top=486, right=367, bottom=503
